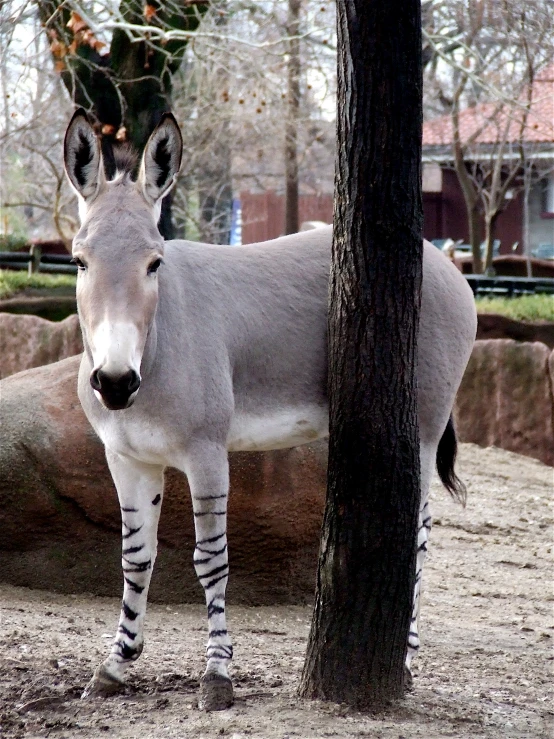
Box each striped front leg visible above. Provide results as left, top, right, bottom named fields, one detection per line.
left=183, top=442, right=233, bottom=711
left=82, top=451, right=164, bottom=698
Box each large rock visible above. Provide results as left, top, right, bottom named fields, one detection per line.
left=455, top=340, right=554, bottom=467
left=0, top=356, right=326, bottom=605
left=476, top=314, right=554, bottom=349
left=0, top=313, right=82, bottom=379
left=2, top=342, right=553, bottom=603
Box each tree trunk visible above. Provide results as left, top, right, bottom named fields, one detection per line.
left=299, top=0, right=423, bottom=710
left=483, top=211, right=499, bottom=275
left=523, top=164, right=533, bottom=278
left=284, top=0, right=301, bottom=235
left=37, top=0, right=208, bottom=239
left=468, top=204, right=483, bottom=274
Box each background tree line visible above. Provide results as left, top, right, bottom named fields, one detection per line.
left=0, top=0, right=552, bottom=272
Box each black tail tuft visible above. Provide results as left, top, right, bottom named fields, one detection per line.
left=436, top=415, right=467, bottom=506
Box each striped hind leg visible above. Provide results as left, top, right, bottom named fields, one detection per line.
left=82, top=451, right=164, bottom=698
left=182, top=442, right=233, bottom=711
left=405, top=442, right=435, bottom=682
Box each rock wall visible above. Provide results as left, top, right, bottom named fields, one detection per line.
left=476, top=314, right=554, bottom=349
left=0, top=342, right=552, bottom=602
left=0, top=356, right=326, bottom=605
left=454, top=340, right=554, bottom=467
left=0, top=313, right=82, bottom=379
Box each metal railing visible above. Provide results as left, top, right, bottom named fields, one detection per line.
left=465, top=275, right=554, bottom=296
left=1, top=248, right=553, bottom=296
left=0, top=246, right=77, bottom=275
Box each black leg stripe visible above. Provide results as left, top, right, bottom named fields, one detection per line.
left=124, top=577, right=144, bottom=594
left=123, top=525, right=143, bottom=539
left=199, top=564, right=229, bottom=581
left=196, top=543, right=227, bottom=557
left=204, top=573, right=229, bottom=590
left=123, top=544, right=145, bottom=555
left=194, top=494, right=227, bottom=501
left=122, top=601, right=139, bottom=621
left=197, top=532, right=225, bottom=545
left=208, top=629, right=228, bottom=638
left=122, top=558, right=151, bottom=572
left=208, top=604, right=225, bottom=618
left=207, top=644, right=233, bottom=657
left=152, top=494, right=161, bottom=505
left=119, top=624, right=137, bottom=640
left=121, top=507, right=138, bottom=513
left=115, top=640, right=140, bottom=661
left=194, top=511, right=227, bottom=517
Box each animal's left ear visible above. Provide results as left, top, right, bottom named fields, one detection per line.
left=138, top=113, right=183, bottom=205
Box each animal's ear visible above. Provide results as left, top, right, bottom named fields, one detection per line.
left=138, top=113, right=183, bottom=205
left=64, top=109, right=104, bottom=202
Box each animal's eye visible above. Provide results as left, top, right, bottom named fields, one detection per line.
left=147, top=258, right=163, bottom=275
left=71, top=257, right=87, bottom=271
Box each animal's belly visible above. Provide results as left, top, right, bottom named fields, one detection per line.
left=227, top=405, right=329, bottom=452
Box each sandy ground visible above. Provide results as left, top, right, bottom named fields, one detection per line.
left=0, top=443, right=552, bottom=739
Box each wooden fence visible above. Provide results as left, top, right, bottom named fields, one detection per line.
left=240, top=191, right=333, bottom=244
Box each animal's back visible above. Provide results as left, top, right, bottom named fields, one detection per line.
left=161, top=227, right=475, bottom=452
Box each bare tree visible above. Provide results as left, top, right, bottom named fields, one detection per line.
left=1, top=1, right=336, bottom=247
left=284, top=0, right=301, bottom=234
left=423, top=0, right=553, bottom=273
left=0, top=3, right=76, bottom=246
left=35, top=0, right=208, bottom=238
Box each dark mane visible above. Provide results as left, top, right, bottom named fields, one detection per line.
left=109, top=144, right=138, bottom=180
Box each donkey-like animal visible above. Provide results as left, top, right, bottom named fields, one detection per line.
left=64, top=110, right=476, bottom=710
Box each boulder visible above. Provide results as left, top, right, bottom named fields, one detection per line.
left=455, top=340, right=554, bottom=467
left=0, top=313, right=82, bottom=379
left=2, top=341, right=552, bottom=603
left=0, top=356, right=326, bottom=605
left=476, top=313, right=554, bottom=349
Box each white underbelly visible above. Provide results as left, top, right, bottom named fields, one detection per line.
left=227, top=406, right=329, bottom=452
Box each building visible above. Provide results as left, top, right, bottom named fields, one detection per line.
left=422, top=67, right=554, bottom=256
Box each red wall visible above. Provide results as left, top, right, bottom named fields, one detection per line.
left=423, top=169, right=523, bottom=254
left=241, top=191, right=333, bottom=244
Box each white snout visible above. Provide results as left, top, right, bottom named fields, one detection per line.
left=90, top=319, right=143, bottom=382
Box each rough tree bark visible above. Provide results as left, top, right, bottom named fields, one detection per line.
left=37, top=0, right=208, bottom=239
left=299, top=0, right=423, bottom=710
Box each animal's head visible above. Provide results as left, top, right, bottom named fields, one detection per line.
left=64, top=109, right=183, bottom=410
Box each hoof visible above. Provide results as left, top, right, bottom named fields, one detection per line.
left=81, top=664, right=125, bottom=699
left=198, top=673, right=234, bottom=711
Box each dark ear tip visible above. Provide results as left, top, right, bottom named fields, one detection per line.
left=160, top=111, right=177, bottom=124
left=159, top=112, right=182, bottom=136
left=68, top=107, right=90, bottom=127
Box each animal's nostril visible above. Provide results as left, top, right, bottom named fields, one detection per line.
left=90, top=369, right=102, bottom=392
left=126, top=370, right=141, bottom=394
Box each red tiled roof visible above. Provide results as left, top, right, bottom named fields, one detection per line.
left=423, top=67, right=554, bottom=147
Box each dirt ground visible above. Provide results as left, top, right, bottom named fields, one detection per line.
left=0, top=443, right=552, bottom=739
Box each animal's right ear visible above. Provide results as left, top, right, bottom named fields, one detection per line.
left=64, top=109, right=104, bottom=203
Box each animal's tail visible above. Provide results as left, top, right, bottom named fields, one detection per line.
left=436, top=415, right=467, bottom=506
